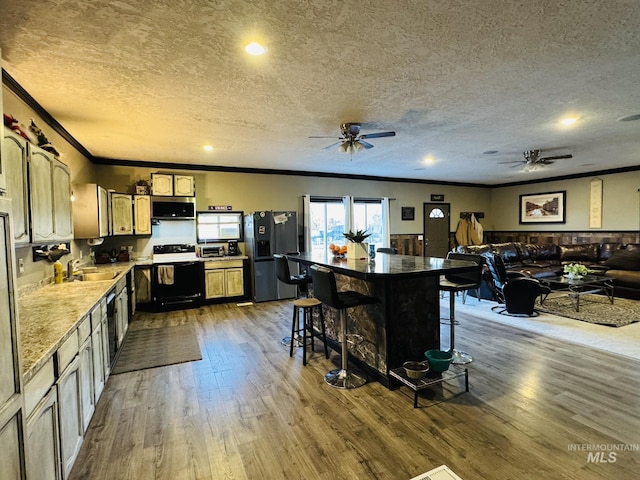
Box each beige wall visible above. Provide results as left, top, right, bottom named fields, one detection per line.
left=94, top=164, right=492, bottom=236
left=490, top=172, right=640, bottom=231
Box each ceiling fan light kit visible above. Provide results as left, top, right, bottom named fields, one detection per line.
left=311, top=122, right=396, bottom=154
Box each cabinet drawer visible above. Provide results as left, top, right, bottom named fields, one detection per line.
left=77, top=315, right=91, bottom=344
left=24, top=357, right=55, bottom=418
left=56, top=330, right=79, bottom=374
left=205, top=260, right=244, bottom=269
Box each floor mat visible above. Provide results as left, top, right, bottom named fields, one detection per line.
left=537, top=294, right=640, bottom=327
left=111, top=324, right=202, bottom=374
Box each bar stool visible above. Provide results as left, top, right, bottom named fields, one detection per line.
left=290, top=297, right=329, bottom=365
left=439, top=253, right=483, bottom=365
left=275, top=254, right=313, bottom=347
left=310, top=265, right=377, bottom=389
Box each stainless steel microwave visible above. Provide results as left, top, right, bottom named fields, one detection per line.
left=151, top=196, right=195, bottom=219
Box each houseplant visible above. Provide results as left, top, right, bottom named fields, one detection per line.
left=563, top=263, right=589, bottom=279
left=343, top=229, right=372, bottom=259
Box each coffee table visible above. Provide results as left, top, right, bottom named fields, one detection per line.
left=540, top=274, right=614, bottom=312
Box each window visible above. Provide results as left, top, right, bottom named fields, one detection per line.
left=196, top=211, right=244, bottom=243
left=429, top=208, right=445, bottom=218
left=303, top=195, right=389, bottom=255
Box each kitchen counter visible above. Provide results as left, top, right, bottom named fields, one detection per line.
left=18, top=261, right=136, bottom=382
left=290, top=252, right=478, bottom=387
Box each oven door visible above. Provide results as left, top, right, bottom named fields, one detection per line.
left=152, top=261, right=204, bottom=307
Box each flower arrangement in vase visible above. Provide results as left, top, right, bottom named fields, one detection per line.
left=563, top=263, right=588, bottom=279
left=343, top=229, right=372, bottom=259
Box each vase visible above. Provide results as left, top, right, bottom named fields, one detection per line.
left=347, top=242, right=369, bottom=259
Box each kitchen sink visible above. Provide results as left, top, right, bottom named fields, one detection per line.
left=80, top=271, right=120, bottom=281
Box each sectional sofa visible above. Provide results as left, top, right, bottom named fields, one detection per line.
left=453, top=242, right=640, bottom=300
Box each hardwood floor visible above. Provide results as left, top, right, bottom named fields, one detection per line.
left=69, top=300, right=640, bottom=479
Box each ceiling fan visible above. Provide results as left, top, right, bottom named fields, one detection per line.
left=499, top=149, right=573, bottom=171
left=310, top=123, right=396, bottom=154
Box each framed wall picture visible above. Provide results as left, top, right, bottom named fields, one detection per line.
left=401, top=206, right=415, bottom=221
left=519, top=191, right=566, bottom=224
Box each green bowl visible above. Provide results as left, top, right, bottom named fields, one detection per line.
left=424, top=349, right=453, bottom=372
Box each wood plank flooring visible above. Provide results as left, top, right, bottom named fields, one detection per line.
left=69, top=300, right=640, bottom=480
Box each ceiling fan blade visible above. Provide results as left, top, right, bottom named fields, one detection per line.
left=309, top=135, right=343, bottom=139
left=358, top=140, right=374, bottom=149
left=497, top=160, right=524, bottom=165
left=323, top=141, right=344, bottom=150
left=539, top=154, right=573, bottom=161
left=359, top=131, right=396, bottom=139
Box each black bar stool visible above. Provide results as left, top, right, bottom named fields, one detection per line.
left=310, top=265, right=377, bottom=389
left=289, top=297, right=329, bottom=366
left=275, top=254, right=314, bottom=347
left=439, top=253, right=483, bottom=365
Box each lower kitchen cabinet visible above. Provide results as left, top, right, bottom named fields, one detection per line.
left=90, top=302, right=106, bottom=402
left=78, top=336, right=95, bottom=433
left=57, top=356, right=83, bottom=479
left=0, top=406, right=27, bottom=480
left=135, top=266, right=152, bottom=304
left=26, top=386, right=61, bottom=480
left=204, top=260, right=245, bottom=299
left=115, top=279, right=129, bottom=349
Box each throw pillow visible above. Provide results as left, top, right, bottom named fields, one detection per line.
left=603, top=250, right=640, bottom=270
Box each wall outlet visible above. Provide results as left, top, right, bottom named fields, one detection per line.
left=18, top=258, right=25, bottom=274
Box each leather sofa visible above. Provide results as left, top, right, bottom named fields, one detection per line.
left=454, top=241, right=640, bottom=300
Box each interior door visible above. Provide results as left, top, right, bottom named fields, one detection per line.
left=423, top=203, right=450, bottom=258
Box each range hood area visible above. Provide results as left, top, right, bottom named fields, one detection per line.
left=151, top=196, right=196, bottom=220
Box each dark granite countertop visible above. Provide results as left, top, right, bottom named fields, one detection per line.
left=290, top=252, right=478, bottom=280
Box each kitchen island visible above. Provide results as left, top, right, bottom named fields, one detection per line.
left=290, top=252, right=478, bottom=387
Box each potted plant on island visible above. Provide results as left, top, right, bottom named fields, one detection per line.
left=343, top=229, right=372, bottom=259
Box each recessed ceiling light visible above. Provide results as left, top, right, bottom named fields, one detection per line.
left=203, top=145, right=214, bottom=152
left=617, top=113, right=640, bottom=122
left=245, top=42, right=267, bottom=56
left=423, top=155, right=436, bottom=165
left=482, top=150, right=499, bottom=155
left=560, top=117, right=577, bottom=126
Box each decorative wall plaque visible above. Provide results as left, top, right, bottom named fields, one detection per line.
left=589, top=178, right=602, bottom=228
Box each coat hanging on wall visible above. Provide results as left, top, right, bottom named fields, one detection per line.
left=455, top=213, right=483, bottom=246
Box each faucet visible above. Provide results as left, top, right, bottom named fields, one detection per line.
left=67, top=259, right=81, bottom=279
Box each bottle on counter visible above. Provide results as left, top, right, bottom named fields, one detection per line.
left=54, top=260, right=64, bottom=283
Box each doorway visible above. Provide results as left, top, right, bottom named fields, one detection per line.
left=423, top=203, right=450, bottom=258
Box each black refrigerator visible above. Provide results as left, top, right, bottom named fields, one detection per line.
left=244, top=211, right=300, bottom=302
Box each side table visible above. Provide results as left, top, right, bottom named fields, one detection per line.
left=390, top=365, right=469, bottom=408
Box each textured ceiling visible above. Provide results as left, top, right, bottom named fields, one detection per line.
left=2, top=0, right=640, bottom=185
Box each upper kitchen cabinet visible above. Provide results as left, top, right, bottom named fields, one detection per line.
left=151, top=173, right=194, bottom=197
left=3, top=128, right=30, bottom=245
left=0, top=58, right=5, bottom=194
left=73, top=183, right=110, bottom=239
left=29, top=143, right=73, bottom=243
left=110, top=192, right=133, bottom=236
left=150, top=173, right=173, bottom=196
left=174, top=175, right=195, bottom=196
left=133, top=195, right=151, bottom=235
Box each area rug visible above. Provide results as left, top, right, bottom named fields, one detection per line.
left=537, top=295, right=640, bottom=327
left=111, top=324, right=202, bottom=374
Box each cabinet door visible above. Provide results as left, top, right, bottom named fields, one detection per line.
left=0, top=199, right=27, bottom=479
left=115, top=288, right=129, bottom=348
left=110, top=193, right=133, bottom=235
left=133, top=195, right=151, bottom=235
left=151, top=173, right=173, bottom=196
left=98, top=186, right=110, bottom=237
left=57, top=356, right=83, bottom=479
left=29, top=145, right=56, bottom=242
left=174, top=175, right=194, bottom=196
left=52, top=160, right=73, bottom=241
left=3, top=129, right=30, bottom=245
left=135, top=267, right=152, bottom=303
left=225, top=268, right=244, bottom=297
left=91, top=322, right=105, bottom=403
left=205, top=269, right=225, bottom=298
left=78, top=338, right=95, bottom=432
left=101, top=313, right=110, bottom=379
left=26, top=386, right=61, bottom=480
